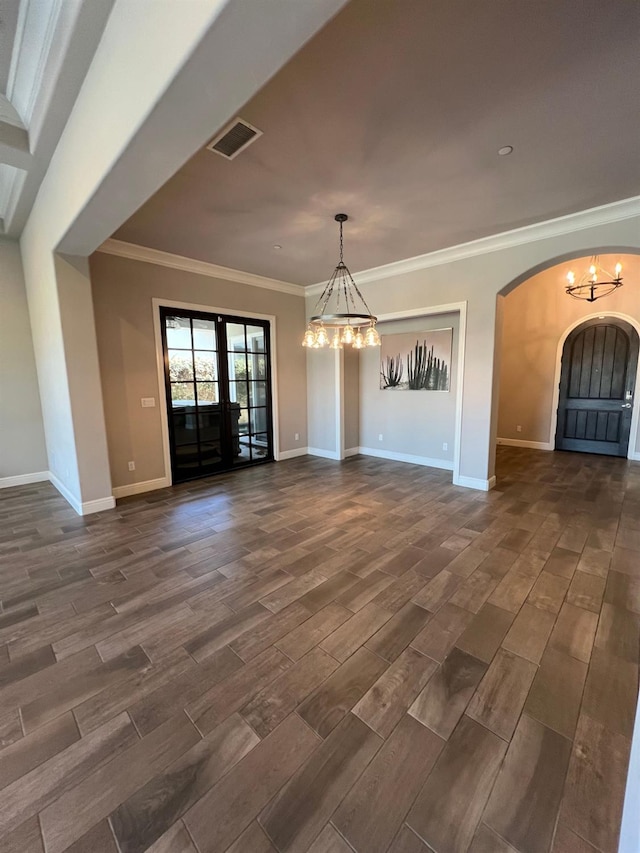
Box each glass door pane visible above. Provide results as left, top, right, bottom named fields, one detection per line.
left=222, top=316, right=273, bottom=467
left=161, top=312, right=224, bottom=481
left=161, top=309, right=273, bottom=482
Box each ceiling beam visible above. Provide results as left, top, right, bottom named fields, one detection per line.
left=0, top=121, right=31, bottom=170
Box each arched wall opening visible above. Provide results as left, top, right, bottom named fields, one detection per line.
left=493, top=250, right=640, bottom=463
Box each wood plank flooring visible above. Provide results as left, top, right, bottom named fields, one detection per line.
left=0, top=447, right=638, bottom=852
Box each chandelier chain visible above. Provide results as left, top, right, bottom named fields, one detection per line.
left=302, top=213, right=381, bottom=350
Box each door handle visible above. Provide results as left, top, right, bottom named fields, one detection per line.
left=621, top=403, right=632, bottom=408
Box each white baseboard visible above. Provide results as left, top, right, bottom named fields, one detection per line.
left=112, top=477, right=171, bottom=499
left=49, top=472, right=116, bottom=515
left=81, top=496, right=117, bottom=514
left=358, top=446, right=454, bottom=471
left=48, top=472, right=82, bottom=514
left=344, top=447, right=360, bottom=458
left=500, top=436, right=640, bottom=461
left=497, top=437, right=553, bottom=451
left=277, top=447, right=309, bottom=461
left=0, top=470, right=50, bottom=489
left=307, top=447, right=342, bottom=460
left=453, top=474, right=497, bottom=491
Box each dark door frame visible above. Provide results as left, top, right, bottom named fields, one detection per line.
left=153, top=299, right=280, bottom=486
left=554, top=314, right=640, bottom=457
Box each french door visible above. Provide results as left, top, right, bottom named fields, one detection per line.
left=160, top=307, right=274, bottom=482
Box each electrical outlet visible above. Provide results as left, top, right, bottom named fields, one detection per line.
left=294, top=433, right=300, bottom=441
left=516, top=425, right=522, bottom=433
left=442, top=442, right=448, bottom=451
left=378, top=433, right=383, bottom=441
left=141, top=397, right=156, bottom=408
left=128, top=461, right=135, bottom=471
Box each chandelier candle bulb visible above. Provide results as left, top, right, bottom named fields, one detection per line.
left=302, top=327, right=317, bottom=347
left=342, top=324, right=355, bottom=344
left=315, top=326, right=330, bottom=347
left=303, top=213, right=379, bottom=351
left=565, top=255, right=623, bottom=302
left=365, top=324, right=381, bottom=347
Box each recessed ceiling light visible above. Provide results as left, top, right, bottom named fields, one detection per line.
left=273, top=244, right=282, bottom=250
left=498, top=145, right=514, bottom=156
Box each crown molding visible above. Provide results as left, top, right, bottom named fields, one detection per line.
left=97, top=239, right=305, bottom=298
left=306, top=196, right=640, bottom=295
left=99, top=196, right=640, bottom=300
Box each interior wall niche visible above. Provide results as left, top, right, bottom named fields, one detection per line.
left=360, top=312, right=459, bottom=465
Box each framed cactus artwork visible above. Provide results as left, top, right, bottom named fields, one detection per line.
left=380, top=328, right=452, bottom=391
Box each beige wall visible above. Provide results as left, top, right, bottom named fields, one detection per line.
left=344, top=347, right=360, bottom=451
left=305, top=346, right=360, bottom=458
left=498, top=253, right=640, bottom=455
left=306, top=210, right=640, bottom=487
left=89, top=252, right=307, bottom=490
left=0, top=238, right=47, bottom=481
left=306, top=349, right=338, bottom=455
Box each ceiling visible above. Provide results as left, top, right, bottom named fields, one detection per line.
left=0, top=0, right=114, bottom=235
left=114, top=0, right=640, bottom=286
left=0, top=1, right=19, bottom=93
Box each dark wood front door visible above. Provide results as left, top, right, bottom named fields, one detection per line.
left=555, top=317, right=638, bottom=457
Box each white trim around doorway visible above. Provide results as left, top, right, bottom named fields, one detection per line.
left=151, top=298, right=281, bottom=488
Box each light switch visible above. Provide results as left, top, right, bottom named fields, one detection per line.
left=141, top=397, right=156, bottom=408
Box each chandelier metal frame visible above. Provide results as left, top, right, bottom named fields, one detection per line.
left=565, top=256, right=623, bottom=303
left=302, top=214, right=380, bottom=350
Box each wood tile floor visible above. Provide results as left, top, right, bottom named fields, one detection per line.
left=0, top=447, right=638, bottom=853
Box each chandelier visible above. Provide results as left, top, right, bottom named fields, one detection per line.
left=566, top=256, right=623, bottom=302
left=302, top=213, right=380, bottom=350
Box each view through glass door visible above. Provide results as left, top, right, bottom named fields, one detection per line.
left=160, top=307, right=274, bottom=482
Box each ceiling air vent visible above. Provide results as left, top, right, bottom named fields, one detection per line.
left=206, top=118, right=262, bottom=160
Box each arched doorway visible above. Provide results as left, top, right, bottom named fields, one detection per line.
left=555, top=317, right=639, bottom=456
left=495, top=252, right=640, bottom=463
